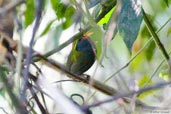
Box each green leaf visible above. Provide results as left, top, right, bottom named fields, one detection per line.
left=50, top=1, right=75, bottom=29
left=138, top=75, right=152, bottom=88
left=159, top=72, right=169, bottom=81
left=140, top=25, right=151, bottom=39
left=167, top=27, right=171, bottom=37
left=117, top=0, right=143, bottom=52
left=130, top=52, right=144, bottom=72
left=50, top=0, right=60, bottom=11
left=24, top=0, right=35, bottom=27
left=56, top=3, right=65, bottom=20
left=164, top=0, right=169, bottom=7
left=39, top=19, right=56, bottom=37
left=138, top=75, right=154, bottom=99
left=98, top=7, right=115, bottom=25
left=138, top=89, right=155, bottom=99
left=145, top=40, right=156, bottom=61
left=63, top=6, right=75, bottom=29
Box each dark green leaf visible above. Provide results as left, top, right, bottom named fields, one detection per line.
left=164, top=0, right=169, bottom=7
left=24, top=0, right=35, bottom=27
left=140, top=24, right=151, bottom=39
left=117, top=0, right=143, bottom=52
left=56, top=3, right=66, bottom=20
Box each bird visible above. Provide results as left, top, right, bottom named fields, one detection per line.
left=66, top=34, right=96, bottom=75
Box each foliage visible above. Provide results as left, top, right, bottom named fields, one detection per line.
left=117, top=0, right=143, bottom=52
left=138, top=75, right=155, bottom=98
left=24, top=0, right=35, bottom=27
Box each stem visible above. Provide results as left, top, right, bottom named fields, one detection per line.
left=20, top=0, right=44, bottom=102
left=142, top=8, right=171, bottom=72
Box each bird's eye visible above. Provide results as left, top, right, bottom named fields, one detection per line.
left=78, top=38, right=82, bottom=42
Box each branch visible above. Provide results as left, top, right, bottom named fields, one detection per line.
left=36, top=54, right=117, bottom=95
left=20, top=0, right=44, bottom=102
left=34, top=54, right=150, bottom=108
left=142, top=8, right=171, bottom=78
left=85, top=80, right=171, bottom=109
left=28, top=83, right=48, bottom=114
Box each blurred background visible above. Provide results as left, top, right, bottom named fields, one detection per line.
left=0, top=0, right=171, bottom=114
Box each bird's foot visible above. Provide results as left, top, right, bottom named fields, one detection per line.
left=80, top=74, right=90, bottom=82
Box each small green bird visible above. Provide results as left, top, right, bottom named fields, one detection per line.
left=66, top=34, right=96, bottom=75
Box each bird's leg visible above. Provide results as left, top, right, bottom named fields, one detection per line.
left=80, top=74, right=90, bottom=82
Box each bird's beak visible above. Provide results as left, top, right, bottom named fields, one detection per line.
left=83, top=32, right=93, bottom=38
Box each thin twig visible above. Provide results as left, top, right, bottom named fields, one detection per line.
left=145, top=51, right=171, bottom=87
left=40, top=92, right=49, bottom=112
left=21, top=0, right=44, bottom=102
left=14, top=9, right=24, bottom=97
left=29, top=83, right=48, bottom=114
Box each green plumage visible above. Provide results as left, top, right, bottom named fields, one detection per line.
left=66, top=37, right=96, bottom=75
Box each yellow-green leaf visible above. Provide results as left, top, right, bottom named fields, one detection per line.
left=167, top=27, right=171, bottom=37
left=98, top=7, right=115, bottom=25
left=138, top=75, right=152, bottom=88
left=159, top=72, right=169, bottom=81
left=138, top=75, right=154, bottom=99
